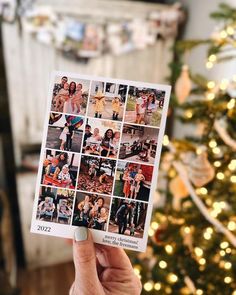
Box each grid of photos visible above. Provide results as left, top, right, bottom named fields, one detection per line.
left=32, top=73, right=170, bottom=251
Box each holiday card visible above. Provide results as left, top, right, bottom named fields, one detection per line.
left=30, top=71, right=171, bottom=252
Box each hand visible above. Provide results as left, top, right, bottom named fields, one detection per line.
left=70, top=227, right=142, bottom=295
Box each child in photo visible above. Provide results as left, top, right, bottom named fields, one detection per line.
left=122, top=168, right=131, bottom=198
left=94, top=207, right=108, bottom=230
left=130, top=169, right=145, bottom=199
left=45, top=158, right=59, bottom=177
left=135, top=91, right=147, bottom=124
left=86, top=128, right=102, bottom=155
left=112, top=95, right=121, bottom=120
left=38, top=197, right=55, bottom=216
left=88, top=163, right=97, bottom=180
left=58, top=164, right=72, bottom=187
left=93, top=91, right=105, bottom=118
left=59, top=123, right=69, bottom=150
left=144, top=92, right=157, bottom=125
left=78, top=195, right=93, bottom=221
left=58, top=199, right=71, bottom=217
left=54, top=82, right=69, bottom=112
left=99, top=171, right=107, bottom=183
left=130, top=223, right=135, bottom=236
left=71, top=83, right=83, bottom=114
left=111, top=131, right=120, bottom=155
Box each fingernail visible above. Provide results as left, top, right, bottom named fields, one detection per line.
left=74, top=227, right=88, bottom=242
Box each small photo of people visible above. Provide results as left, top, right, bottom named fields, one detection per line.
left=36, top=186, right=75, bottom=224
left=41, top=150, right=80, bottom=189
left=119, top=124, right=159, bottom=165
left=124, top=86, right=165, bottom=127
left=77, top=155, right=116, bottom=195
left=72, top=192, right=111, bottom=231
left=51, top=75, right=90, bottom=115
left=87, top=81, right=127, bottom=121
left=46, top=113, right=84, bottom=152
left=82, top=118, right=121, bottom=158
left=108, top=198, right=148, bottom=238
left=114, top=161, right=153, bottom=202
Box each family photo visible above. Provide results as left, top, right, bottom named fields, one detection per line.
left=77, top=155, right=116, bottom=195
left=36, top=186, right=75, bottom=224
left=114, top=161, right=153, bottom=202
left=108, top=198, right=148, bottom=238
left=124, top=86, right=165, bottom=127
left=119, top=124, right=159, bottom=164
left=72, top=192, right=111, bottom=231
left=46, top=113, right=84, bottom=152
left=51, top=75, right=90, bottom=115
left=87, top=81, right=127, bottom=121
left=41, top=150, right=80, bottom=189
left=82, top=118, right=121, bottom=158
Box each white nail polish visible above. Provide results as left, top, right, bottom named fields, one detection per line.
left=74, top=227, right=88, bottom=241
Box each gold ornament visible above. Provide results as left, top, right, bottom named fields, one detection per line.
left=175, top=65, right=191, bottom=104
left=187, top=149, right=215, bottom=187
left=169, top=175, right=189, bottom=211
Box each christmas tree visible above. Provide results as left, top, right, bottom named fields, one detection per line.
left=131, top=4, right=236, bottom=294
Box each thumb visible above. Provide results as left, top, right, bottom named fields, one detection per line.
left=73, top=227, right=101, bottom=294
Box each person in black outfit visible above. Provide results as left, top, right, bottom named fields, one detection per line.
left=66, top=122, right=75, bottom=151
left=83, top=124, right=93, bottom=151
left=115, top=202, right=135, bottom=235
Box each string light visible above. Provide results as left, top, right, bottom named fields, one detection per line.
left=216, top=172, right=224, bottom=180
left=194, top=247, right=203, bottom=257
left=163, top=135, right=169, bottom=146
left=220, top=79, right=229, bottom=90
left=207, top=81, right=215, bottom=89
left=167, top=273, right=178, bottom=283
left=148, top=228, right=154, bottom=236
left=165, top=244, right=173, bottom=254
left=144, top=281, right=154, bottom=291
left=196, top=290, right=203, bottom=295
left=206, top=227, right=213, bottom=234
left=134, top=266, right=141, bottom=276
left=184, top=226, right=191, bottom=234
left=220, top=250, right=226, bottom=256
left=214, top=161, right=221, bottom=167
left=230, top=175, right=236, bottom=183
left=154, top=283, right=161, bottom=291
left=159, top=260, right=167, bottom=269
left=165, top=287, right=172, bottom=294
left=225, top=248, right=232, bottom=254
left=199, top=258, right=206, bottom=265
left=226, top=26, right=234, bottom=35
left=203, top=231, right=211, bottom=240
left=232, top=291, right=236, bottom=295
left=227, top=98, right=235, bottom=110
left=228, top=159, right=236, bottom=170
left=151, top=221, right=159, bottom=230
left=206, top=61, right=213, bottom=69
left=196, top=187, right=208, bottom=195
left=224, top=276, right=232, bottom=284
left=209, top=139, right=217, bottom=148
left=228, top=221, right=236, bottom=231
left=220, top=241, right=229, bottom=249
left=208, top=54, right=217, bottom=62
left=224, top=262, right=232, bottom=270
left=206, top=92, right=215, bottom=100
left=220, top=30, right=227, bottom=38
left=185, top=109, right=193, bottom=118
left=212, top=147, right=221, bottom=154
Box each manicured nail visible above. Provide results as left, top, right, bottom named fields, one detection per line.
left=74, top=227, right=88, bottom=242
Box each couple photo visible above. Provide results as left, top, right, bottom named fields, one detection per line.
left=108, top=198, right=147, bottom=238
left=72, top=192, right=111, bottom=231
left=51, top=76, right=90, bottom=115
left=36, top=186, right=75, bottom=224
left=114, top=161, right=153, bottom=202
left=82, top=118, right=121, bottom=158
left=87, top=81, right=127, bottom=121
left=77, top=155, right=116, bottom=195
left=47, top=113, right=84, bottom=153
left=41, top=150, right=80, bottom=189
left=124, top=86, right=165, bottom=127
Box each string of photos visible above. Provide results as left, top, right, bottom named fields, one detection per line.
left=0, top=0, right=184, bottom=60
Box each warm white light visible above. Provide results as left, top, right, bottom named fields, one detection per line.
left=207, top=81, right=215, bottom=89
left=199, top=258, right=206, bottom=265
left=199, top=187, right=208, bottom=195
left=220, top=241, right=229, bottom=249
left=214, top=161, right=221, bottom=167
left=230, top=175, right=236, bottom=183
left=206, top=227, right=213, bottom=234
left=216, top=172, right=224, bottom=180
left=208, top=54, right=217, bottom=62
left=165, top=244, right=173, bottom=254
left=213, top=147, right=221, bottom=154
left=225, top=248, right=232, bottom=254
left=220, top=79, right=229, bottom=90
left=154, top=283, right=161, bottom=291
left=159, top=260, right=167, bottom=269
left=228, top=221, right=236, bottom=231
left=151, top=221, right=159, bottom=230
left=224, top=276, right=232, bottom=284
left=134, top=267, right=140, bottom=276
left=168, top=273, right=178, bottom=283
left=206, top=61, right=213, bottom=69
left=196, top=290, right=203, bottom=295
left=226, top=26, right=234, bottom=35
left=206, top=92, right=215, bottom=100
left=148, top=228, right=154, bottom=236
left=144, top=281, right=153, bottom=291
left=209, top=139, right=217, bottom=148
left=163, top=135, right=169, bottom=146
left=184, top=226, right=191, bottom=234
left=220, top=250, right=226, bottom=256
left=204, top=232, right=211, bottom=240
left=224, top=262, right=232, bottom=270
left=220, top=30, right=227, bottom=38
left=194, top=247, right=203, bottom=257
left=227, top=98, right=235, bottom=110
left=185, top=110, right=193, bottom=119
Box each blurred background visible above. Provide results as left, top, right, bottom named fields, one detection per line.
left=0, top=0, right=236, bottom=294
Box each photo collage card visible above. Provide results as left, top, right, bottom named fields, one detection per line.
left=30, top=72, right=171, bottom=252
